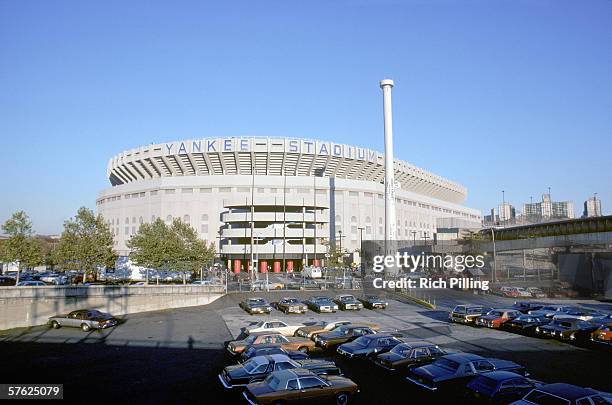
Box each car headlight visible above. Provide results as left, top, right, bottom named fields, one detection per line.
left=535, top=327, right=540, bottom=333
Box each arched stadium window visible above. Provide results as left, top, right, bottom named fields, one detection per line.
left=365, top=216, right=371, bottom=224
left=125, top=217, right=129, bottom=224
left=166, top=215, right=172, bottom=223
left=183, top=214, right=190, bottom=223
left=350, top=216, right=357, bottom=223
left=139, top=217, right=143, bottom=225
left=201, top=214, right=209, bottom=222
left=151, top=215, right=155, bottom=222
left=132, top=217, right=136, bottom=224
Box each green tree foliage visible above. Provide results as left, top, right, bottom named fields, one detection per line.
left=321, top=238, right=347, bottom=269
left=54, top=207, right=116, bottom=282
left=1, top=211, right=44, bottom=283
left=127, top=218, right=215, bottom=277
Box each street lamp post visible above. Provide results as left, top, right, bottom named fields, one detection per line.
left=490, top=228, right=497, bottom=283
left=358, top=227, right=365, bottom=275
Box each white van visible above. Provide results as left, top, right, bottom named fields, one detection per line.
left=303, top=266, right=322, bottom=279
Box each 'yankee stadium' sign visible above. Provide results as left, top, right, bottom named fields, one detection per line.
left=161, top=137, right=382, bottom=163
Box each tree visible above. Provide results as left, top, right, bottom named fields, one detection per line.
left=1, top=211, right=43, bottom=284
left=127, top=218, right=215, bottom=284
left=321, top=238, right=347, bottom=269
left=54, top=207, right=116, bottom=283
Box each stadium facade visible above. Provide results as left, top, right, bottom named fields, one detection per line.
left=96, top=137, right=481, bottom=273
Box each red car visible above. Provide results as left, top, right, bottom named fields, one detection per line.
left=475, top=309, right=521, bottom=328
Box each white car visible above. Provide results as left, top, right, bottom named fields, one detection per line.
left=245, top=320, right=305, bottom=336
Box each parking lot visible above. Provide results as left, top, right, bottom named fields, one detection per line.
left=0, top=289, right=610, bottom=404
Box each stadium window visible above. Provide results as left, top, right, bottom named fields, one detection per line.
left=124, top=227, right=129, bottom=235
left=165, top=189, right=175, bottom=194
left=132, top=217, right=136, bottom=223
left=200, top=188, right=212, bottom=193
left=139, top=217, right=143, bottom=224
left=182, top=188, right=193, bottom=194
left=201, top=214, right=209, bottom=221
left=201, top=224, right=208, bottom=233
left=183, top=215, right=190, bottom=223
left=131, top=226, right=136, bottom=234
left=125, top=217, right=129, bottom=224
left=219, top=187, right=231, bottom=193
left=366, top=225, right=372, bottom=235
left=166, top=215, right=172, bottom=223
left=151, top=215, right=156, bottom=222
left=150, top=190, right=158, bottom=196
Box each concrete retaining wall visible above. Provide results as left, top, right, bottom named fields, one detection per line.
left=0, top=285, right=226, bottom=330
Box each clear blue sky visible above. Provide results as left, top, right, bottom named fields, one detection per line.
left=1, top=0, right=611, bottom=234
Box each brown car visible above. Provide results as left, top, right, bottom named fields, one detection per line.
left=226, top=331, right=315, bottom=355
left=294, top=321, right=379, bottom=340
left=243, top=368, right=359, bottom=405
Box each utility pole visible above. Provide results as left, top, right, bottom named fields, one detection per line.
left=411, top=231, right=417, bottom=247
left=358, top=227, right=364, bottom=274
left=491, top=228, right=497, bottom=283
left=250, top=160, right=255, bottom=282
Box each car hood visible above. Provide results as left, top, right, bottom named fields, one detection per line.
left=541, top=324, right=569, bottom=331
left=246, top=381, right=274, bottom=396
left=377, top=352, right=405, bottom=363
left=338, top=342, right=368, bottom=353
left=224, top=365, right=250, bottom=379
left=296, top=359, right=336, bottom=368
left=412, top=364, right=453, bottom=381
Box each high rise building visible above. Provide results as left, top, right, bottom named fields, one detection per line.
left=523, top=193, right=574, bottom=221
left=583, top=195, right=602, bottom=217
left=498, top=202, right=516, bottom=223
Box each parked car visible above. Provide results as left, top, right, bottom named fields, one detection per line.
left=590, top=322, right=612, bottom=345
left=510, top=383, right=608, bottom=405
left=372, top=341, right=446, bottom=372
left=218, top=354, right=340, bottom=389
left=294, top=320, right=353, bottom=339
left=526, top=287, right=547, bottom=298
left=502, top=314, right=551, bottom=335
left=475, top=309, right=521, bottom=329
left=305, top=296, right=338, bottom=313
left=535, top=318, right=599, bottom=342
left=275, top=297, right=307, bottom=314
left=245, top=320, right=305, bottom=337
left=511, top=302, right=545, bottom=314
left=240, top=298, right=274, bottom=315
left=552, top=308, right=608, bottom=322
left=449, top=305, right=489, bottom=325
left=0, top=276, right=16, bottom=286
left=336, top=334, right=403, bottom=359
left=528, top=305, right=578, bottom=318
left=17, top=281, right=47, bottom=287
left=334, top=294, right=363, bottom=311
left=358, top=295, right=388, bottom=310
left=48, top=309, right=118, bottom=332
left=226, top=332, right=315, bottom=355
left=288, top=279, right=323, bottom=290
left=239, top=345, right=310, bottom=363
left=465, top=371, right=540, bottom=404
left=251, top=280, right=283, bottom=291
left=498, top=287, right=530, bottom=298
left=242, top=368, right=359, bottom=405
left=406, top=353, right=527, bottom=392
left=315, top=324, right=379, bottom=349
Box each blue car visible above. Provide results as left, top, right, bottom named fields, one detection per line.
left=336, top=334, right=403, bottom=358
left=465, top=371, right=540, bottom=403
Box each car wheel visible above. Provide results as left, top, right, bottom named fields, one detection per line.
left=336, top=392, right=349, bottom=405
left=81, top=323, right=91, bottom=332
left=297, top=346, right=308, bottom=353
left=50, top=321, right=60, bottom=329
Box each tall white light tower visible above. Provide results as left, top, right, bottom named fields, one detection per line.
left=380, top=79, right=396, bottom=250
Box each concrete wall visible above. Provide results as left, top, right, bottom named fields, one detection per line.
left=0, top=285, right=225, bottom=331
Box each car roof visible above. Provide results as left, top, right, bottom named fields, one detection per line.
left=443, top=353, right=483, bottom=362
left=536, top=383, right=599, bottom=400
left=267, top=354, right=293, bottom=362
left=398, top=341, right=436, bottom=349
left=455, top=304, right=483, bottom=308
left=479, top=371, right=523, bottom=381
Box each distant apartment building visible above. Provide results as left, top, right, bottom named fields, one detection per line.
left=583, top=195, right=602, bottom=218
left=523, top=193, right=574, bottom=221
left=498, top=202, right=516, bottom=223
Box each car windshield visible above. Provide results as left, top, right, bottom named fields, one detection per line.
left=352, top=336, right=370, bottom=347
left=390, top=344, right=410, bottom=356
left=524, top=390, right=569, bottom=405
left=243, top=358, right=264, bottom=373
left=284, top=299, right=299, bottom=304
left=488, top=311, right=504, bottom=317
left=334, top=326, right=350, bottom=335
left=433, top=358, right=460, bottom=371
left=340, top=296, right=354, bottom=302
left=264, top=374, right=282, bottom=391
left=516, top=316, right=534, bottom=322
left=250, top=299, right=265, bottom=305
left=467, top=307, right=483, bottom=315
